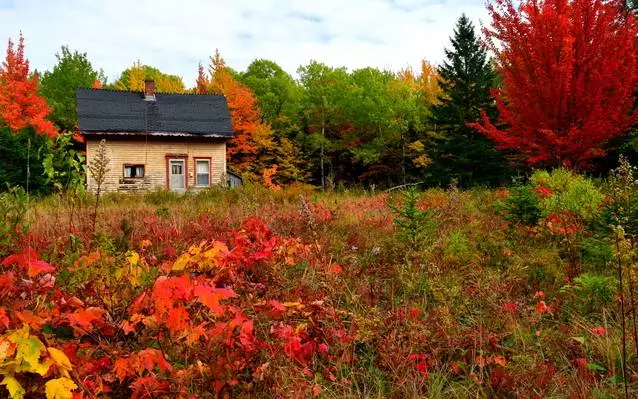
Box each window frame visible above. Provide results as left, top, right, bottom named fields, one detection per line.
left=194, top=157, right=212, bottom=187
left=123, top=164, right=145, bottom=179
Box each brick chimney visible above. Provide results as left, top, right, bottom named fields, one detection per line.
left=144, top=79, right=155, bottom=101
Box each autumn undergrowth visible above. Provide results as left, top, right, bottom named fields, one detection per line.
left=2, top=173, right=638, bottom=398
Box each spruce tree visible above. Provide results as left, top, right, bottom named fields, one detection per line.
left=427, top=14, right=509, bottom=187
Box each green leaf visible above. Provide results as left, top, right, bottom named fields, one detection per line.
left=586, top=362, right=606, bottom=372
left=571, top=336, right=586, bottom=345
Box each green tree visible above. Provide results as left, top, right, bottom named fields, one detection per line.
left=297, top=61, right=354, bottom=188
left=346, top=67, right=404, bottom=185
left=428, top=14, right=509, bottom=187
left=239, top=59, right=309, bottom=183
left=0, top=126, right=51, bottom=194
left=39, top=46, right=105, bottom=131
left=239, top=59, right=302, bottom=134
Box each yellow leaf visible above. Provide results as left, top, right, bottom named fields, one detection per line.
left=47, top=347, right=72, bottom=371
left=6, top=325, right=29, bottom=344
left=45, top=377, right=77, bottom=399
left=126, top=251, right=140, bottom=265
left=283, top=302, right=303, bottom=308
left=0, top=340, right=11, bottom=362
left=1, top=376, right=24, bottom=399
left=29, top=359, right=53, bottom=376
left=15, top=335, right=44, bottom=369
left=114, top=267, right=124, bottom=280
left=172, top=253, right=191, bottom=271
left=202, top=241, right=229, bottom=267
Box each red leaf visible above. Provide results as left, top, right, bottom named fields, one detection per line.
left=194, top=285, right=236, bottom=317
left=67, top=307, right=107, bottom=331
left=239, top=320, right=255, bottom=349
left=165, top=306, right=190, bottom=334
left=471, top=0, right=638, bottom=168
left=27, top=259, right=55, bottom=277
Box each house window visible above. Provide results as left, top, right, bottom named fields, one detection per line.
left=195, top=159, right=210, bottom=186
left=124, top=164, right=145, bottom=178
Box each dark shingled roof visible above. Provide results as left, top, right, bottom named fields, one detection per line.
left=76, top=88, right=234, bottom=137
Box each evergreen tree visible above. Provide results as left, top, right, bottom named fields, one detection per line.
left=427, top=14, right=509, bottom=187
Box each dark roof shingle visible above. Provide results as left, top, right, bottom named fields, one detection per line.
left=76, top=88, right=234, bottom=137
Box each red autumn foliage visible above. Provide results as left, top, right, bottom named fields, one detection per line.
left=1, top=188, right=623, bottom=397
left=546, top=212, right=582, bottom=235
left=470, top=0, right=638, bottom=169
left=0, top=33, right=56, bottom=138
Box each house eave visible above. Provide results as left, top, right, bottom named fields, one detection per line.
left=80, top=131, right=231, bottom=138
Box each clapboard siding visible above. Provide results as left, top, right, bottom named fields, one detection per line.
left=86, top=138, right=227, bottom=193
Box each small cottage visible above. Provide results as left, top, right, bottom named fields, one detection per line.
left=77, top=79, right=239, bottom=193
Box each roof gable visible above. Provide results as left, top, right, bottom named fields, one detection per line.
left=76, top=88, right=234, bottom=137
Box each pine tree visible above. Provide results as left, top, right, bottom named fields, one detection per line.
left=427, top=14, right=509, bottom=187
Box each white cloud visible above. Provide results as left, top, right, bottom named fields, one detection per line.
left=0, top=0, right=490, bottom=85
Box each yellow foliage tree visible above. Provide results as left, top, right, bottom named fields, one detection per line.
left=114, top=60, right=185, bottom=93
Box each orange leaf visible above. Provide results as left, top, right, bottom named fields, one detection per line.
left=113, top=358, right=130, bottom=382
left=166, top=306, right=190, bottom=334
left=194, top=285, right=236, bottom=317
left=27, top=260, right=55, bottom=277
left=15, top=310, right=46, bottom=329
left=493, top=355, right=507, bottom=366
left=67, top=307, right=107, bottom=331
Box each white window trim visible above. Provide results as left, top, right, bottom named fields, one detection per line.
left=195, top=159, right=211, bottom=187
left=123, top=164, right=145, bottom=178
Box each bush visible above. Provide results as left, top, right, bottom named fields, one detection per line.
left=443, top=229, right=472, bottom=263
left=0, top=127, right=52, bottom=195
left=389, top=188, right=437, bottom=249
left=0, top=186, right=29, bottom=256
left=580, top=238, right=613, bottom=271
left=562, top=273, right=616, bottom=316
left=530, top=169, right=604, bottom=221
left=499, top=184, right=542, bottom=226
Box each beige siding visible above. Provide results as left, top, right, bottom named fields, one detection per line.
left=85, top=138, right=227, bottom=193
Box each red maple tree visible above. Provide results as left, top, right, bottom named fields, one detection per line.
left=470, top=0, right=638, bottom=169
left=0, top=33, right=56, bottom=138
left=195, top=50, right=262, bottom=172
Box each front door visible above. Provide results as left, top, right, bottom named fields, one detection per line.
left=169, top=159, right=186, bottom=192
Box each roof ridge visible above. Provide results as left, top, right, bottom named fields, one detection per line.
left=76, top=87, right=227, bottom=97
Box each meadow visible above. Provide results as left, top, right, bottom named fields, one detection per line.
left=1, top=166, right=637, bottom=398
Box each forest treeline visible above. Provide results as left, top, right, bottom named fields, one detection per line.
left=2, top=0, right=638, bottom=193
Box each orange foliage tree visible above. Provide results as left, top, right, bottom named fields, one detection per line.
left=0, top=33, right=56, bottom=138
left=196, top=50, right=270, bottom=175
left=395, top=60, right=441, bottom=107
left=418, top=60, right=441, bottom=106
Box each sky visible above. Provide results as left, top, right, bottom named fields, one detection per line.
left=0, top=0, right=489, bottom=85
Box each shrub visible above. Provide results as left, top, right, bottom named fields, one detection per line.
left=530, top=169, right=604, bottom=221
left=443, top=229, right=472, bottom=264
left=562, top=273, right=616, bottom=316
left=580, top=238, right=613, bottom=271
left=389, top=188, right=437, bottom=249
left=0, top=186, right=29, bottom=256
left=498, top=184, right=542, bottom=226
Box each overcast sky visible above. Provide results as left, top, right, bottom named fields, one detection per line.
left=0, top=0, right=489, bottom=85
